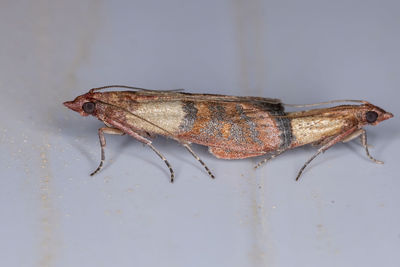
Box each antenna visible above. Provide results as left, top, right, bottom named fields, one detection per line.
left=89, top=85, right=184, bottom=93
left=284, top=99, right=369, bottom=108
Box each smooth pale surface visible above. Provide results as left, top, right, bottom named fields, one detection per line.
left=0, top=1, right=399, bottom=267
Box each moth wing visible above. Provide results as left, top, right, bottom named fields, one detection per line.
left=130, top=91, right=282, bottom=105
left=91, top=85, right=282, bottom=104
left=181, top=94, right=282, bottom=105
left=208, top=147, right=266, bottom=159
left=189, top=99, right=286, bottom=124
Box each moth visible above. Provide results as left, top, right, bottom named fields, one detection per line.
left=64, top=85, right=393, bottom=182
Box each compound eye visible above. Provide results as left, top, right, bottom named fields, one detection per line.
left=82, top=102, right=95, bottom=114
left=365, top=111, right=378, bottom=123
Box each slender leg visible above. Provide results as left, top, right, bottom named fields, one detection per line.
left=104, top=119, right=175, bottom=182
left=342, top=129, right=363, bottom=143
left=147, top=143, right=175, bottom=182
left=342, top=128, right=383, bottom=164
left=359, top=129, right=384, bottom=164
left=254, top=150, right=285, bottom=169
left=296, top=127, right=357, bottom=181
left=296, top=150, right=323, bottom=181
left=91, top=127, right=125, bottom=176
left=183, top=144, right=215, bottom=179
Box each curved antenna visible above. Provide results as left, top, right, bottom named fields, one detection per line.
left=284, top=99, right=369, bottom=108
left=89, top=85, right=184, bottom=93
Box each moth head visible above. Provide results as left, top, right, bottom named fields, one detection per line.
left=360, top=103, right=393, bottom=126
left=63, top=93, right=97, bottom=117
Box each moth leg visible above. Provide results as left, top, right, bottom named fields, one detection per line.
left=359, top=129, right=384, bottom=164
left=342, top=129, right=383, bottom=164
left=341, top=128, right=363, bottom=143
left=105, top=120, right=175, bottom=182
left=91, top=127, right=125, bottom=176
left=254, top=149, right=285, bottom=169
left=120, top=131, right=175, bottom=183
left=296, top=127, right=357, bottom=181
left=146, top=143, right=175, bottom=183
left=183, top=144, right=215, bottom=179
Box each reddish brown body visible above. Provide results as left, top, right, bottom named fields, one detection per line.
left=64, top=85, right=393, bottom=182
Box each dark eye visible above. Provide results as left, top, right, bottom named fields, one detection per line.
left=365, top=111, right=378, bottom=123
left=82, top=102, right=95, bottom=114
